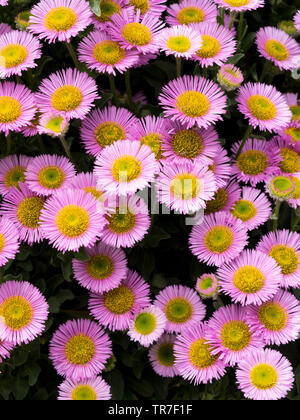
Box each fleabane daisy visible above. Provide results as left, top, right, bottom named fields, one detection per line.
left=230, top=186, right=272, bottom=231
left=208, top=144, right=232, bottom=188
left=49, top=319, right=112, bottom=381
left=36, top=68, right=99, bottom=120
left=80, top=106, right=138, bottom=157
left=58, top=376, right=111, bottom=400
left=257, top=229, right=300, bottom=289
left=29, top=0, right=93, bottom=43
left=294, top=10, right=300, bottom=33
left=0, top=217, right=19, bottom=267
left=0, top=24, right=11, bottom=36
left=217, top=249, right=282, bottom=305
left=189, top=211, right=248, bottom=267
left=174, top=322, right=227, bottom=385
left=196, top=273, right=219, bottom=299
left=217, top=64, right=244, bottom=91
left=0, top=154, right=31, bottom=196
left=154, top=285, right=206, bottom=334
left=266, top=174, right=296, bottom=201
left=213, top=0, right=265, bottom=13
left=25, top=154, right=76, bottom=196
left=37, top=112, right=69, bottom=137
left=157, top=25, right=203, bottom=59
left=0, top=30, right=41, bottom=78
left=284, top=93, right=300, bottom=123
left=236, top=348, right=294, bottom=401
left=204, top=181, right=241, bottom=215
left=236, top=82, right=292, bottom=132
left=70, top=172, right=106, bottom=206
left=135, top=116, right=169, bottom=160
left=91, top=0, right=125, bottom=30
left=269, top=136, right=300, bottom=176
left=88, top=269, right=150, bottom=331
left=72, top=243, right=127, bottom=294
left=159, top=75, right=227, bottom=129
left=256, top=26, right=300, bottom=71
left=287, top=174, right=300, bottom=209
left=126, top=0, right=167, bottom=17
left=149, top=334, right=179, bottom=378
left=281, top=122, right=300, bottom=154
left=15, top=10, right=32, bottom=31
left=0, top=280, right=48, bottom=345
left=166, top=0, right=218, bottom=27
left=278, top=20, right=299, bottom=38
left=128, top=305, right=167, bottom=347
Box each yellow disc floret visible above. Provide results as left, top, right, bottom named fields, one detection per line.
left=98, top=0, right=121, bottom=22
left=86, top=255, right=114, bottom=279
left=0, top=44, right=28, bottom=68
left=0, top=234, right=6, bottom=253
left=17, top=196, right=44, bottom=228
left=265, top=39, right=290, bottom=62
left=167, top=36, right=191, bottom=53
left=220, top=320, right=251, bottom=351
left=157, top=343, right=175, bottom=367
left=0, top=296, right=33, bottom=330
left=51, top=85, right=82, bottom=112
left=205, top=188, right=229, bottom=215
left=204, top=226, right=233, bottom=253
left=44, top=7, right=77, bottom=31
left=165, top=298, right=193, bottom=324
left=231, top=199, right=257, bottom=222
left=189, top=338, right=218, bottom=368
left=0, top=96, right=22, bottom=123
left=172, top=129, right=204, bottom=159
left=224, top=0, right=250, bottom=6
left=247, top=95, right=277, bottom=120
left=122, top=23, right=152, bottom=46
left=269, top=245, right=299, bottom=275
left=258, top=302, right=289, bottom=331
left=177, top=7, right=204, bottom=25
left=237, top=150, right=269, bottom=175
left=250, top=364, right=278, bottom=390
left=4, top=166, right=26, bottom=189
left=93, top=40, right=126, bottom=65
left=129, top=0, right=149, bottom=15
left=95, top=121, right=126, bottom=148
left=176, top=91, right=210, bottom=117
left=140, top=133, right=162, bottom=160
left=72, top=385, right=97, bottom=401
left=104, top=285, right=134, bottom=314
left=279, top=148, right=300, bottom=174
left=112, top=156, right=142, bottom=182
left=55, top=205, right=89, bottom=237
left=171, top=173, right=201, bottom=200
left=107, top=207, right=136, bottom=234
left=134, top=312, right=156, bottom=335
left=65, top=334, right=95, bottom=365
left=196, top=35, right=221, bottom=58
left=233, top=266, right=264, bottom=294
left=38, top=166, right=65, bottom=190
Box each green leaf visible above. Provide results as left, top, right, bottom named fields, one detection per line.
left=227, top=53, right=245, bottom=65
left=13, top=376, right=29, bottom=400
left=89, top=0, right=101, bottom=16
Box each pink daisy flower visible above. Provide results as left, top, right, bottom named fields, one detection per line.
left=58, top=376, right=111, bottom=400
left=256, top=26, right=300, bottom=71
left=80, top=106, right=138, bottom=157
left=213, top=0, right=265, bottom=13
left=125, top=0, right=167, bottom=17
left=29, top=0, right=93, bottom=43
left=88, top=269, right=151, bottom=331
left=196, top=273, right=219, bottom=299
left=0, top=339, right=14, bottom=363
left=217, top=249, right=282, bottom=305
left=128, top=305, right=166, bottom=347
left=209, top=144, right=232, bottom=188
left=157, top=25, right=203, bottom=59
left=91, top=0, right=126, bottom=30
left=174, top=322, right=227, bottom=385
left=294, top=10, right=300, bottom=33
left=269, top=136, right=300, bottom=176
left=37, top=112, right=70, bottom=138
left=287, top=174, right=300, bottom=209
left=236, top=82, right=292, bottom=132
left=25, top=154, right=76, bottom=196
left=94, top=140, right=159, bottom=197
left=217, top=63, right=244, bottom=91
left=204, top=181, right=241, bottom=215
left=166, top=0, right=218, bottom=27
left=0, top=30, right=42, bottom=78
left=0, top=280, right=48, bottom=345
left=0, top=154, right=31, bottom=196
left=206, top=304, right=264, bottom=367
left=256, top=229, right=300, bottom=289
left=69, top=172, right=107, bottom=208
left=35, top=68, right=99, bottom=120
left=72, top=243, right=127, bottom=294
left=230, top=186, right=272, bottom=231
left=134, top=115, right=169, bottom=160
left=0, top=183, right=45, bottom=245
left=283, top=92, right=300, bottom=123
left=0, top=82, right=36, bottom=135
left=149, top=333, right=179, bottom=378
left=154, top=285, right=206, bottom=334
left=0, top=217, right=19, bottom=267
left=247, top=289, right=300, bottom=346
left=0, top=24, right=11, bottom=36
left=231, top=138, right=281, bottom=186
left=236, top=348, right=294, bottom=400
left=49, top=319, right=112, bottom=381
left=189, top=211, right=248, bottom=267
left=159, top=75, right=227, bottom=129
left=40, top=189, right=106, bottom=253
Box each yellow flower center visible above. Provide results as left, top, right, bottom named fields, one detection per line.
left=231, top=199, right=257, bottom=222
left=3, top=166, right=26, bottom=189
left=171, top=173, right=201, bottom=200
left=258, top=302, right=289, bottom=331
left=129, top=0, right=149, bottom=14
left=0, top=234, right=6, bottom=253
left=286, top=127, right=300, bottom=144
left=93, top=40, right=126, bottom=65
left=65, top=335, right=95, bottom=365
left=247, top=95, right=277, bottom=120
left=86, top=255, right=114, bottom=279
left=189, top=338, right=218, bottom=369
left=177, top=7, right=204, bottom=25
left=122, top=23, right=152, bottom=47
left=279, top=148, right=300, bottom=173
left=250, top=364, right=278, bottom=390
left=167, top=35, right=191, bottom=53
left=290, top=105, right=300, bottom=122
left=224, top=0, right=250, bottom=6
left=270, top=175, right=295, bottom=198
left=237, top=150, right=269, bottom=175
left=98, top=0, right=121, bottom=22
left=135, top=312, right=156, bottom=335
left=205, top=188, right=229, bottom=215
left=291, top=176, right=300, bottom=199
left=83, top=186, right=104, bottom=201
left=51, top=85, right=82, bottom=112
left=55, top=205, right=89, bottom=238
left=204, top=226, right=233, bottom=253
left=265, top=39, right=290, bottom=62
left=176, top=91, right=210, bottom=117
left=94, top=121, right=126, bottom=148
left=0, top=296, right=33, bottom=330
left=199, top=276, right=214, bottom=291
left=112, top=156, right=142, bottom=182
left=220, top=320, right=251, bottom=351
left=157, top=343, right=175, bottom=367
left=269, top=244, right=299, bottom=275
left=233, top=266, right=264, bottom=294
left=104, top=285, right=134, bottom=314
left=38, top=166, right=65, bottom=190
left=0, top=44, right=28, bottom=68
left=172, top=129, right=204, bottom=159
left=107, top=207, right=136, bottom=233
left=44, top=6, right=77, bottom=31
left=165, top=297, right=193, bottom=324
left=72, top=385, right=97, bottom=401
left=45, top=116, right=65, bottom=134
left=17, top=196, right=45, bottom=229
left=140, top=133, right=162, bottom=160
left=196, top=35, right=221, bottom=58
left=0, top=96, right=22, bottom=123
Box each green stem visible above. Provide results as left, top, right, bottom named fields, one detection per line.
left=65, top=42, right=81, bottom=70
left=218, top=7, right=225, bottom=26
left=125, top=69, right=135, bottom=111
left=38, top=135, right=45, bottom=153
left=259, top=61, right=268, bottom=82
left=59, top=135, right=72, bottom=161
left=272, top=200, right=282, bottom=231
left=234, top=126, right=253, bottom=160
left=6, top=132, right=11, bottom=155
left=203, top=67, right=208, bottom=78
left=176, top=57, right=182, bottom=78
left=108, top=74, right=119, bottom=106
left=237, top=12, right=244, bottom=41
left=228, top=11, right=237, bottom=31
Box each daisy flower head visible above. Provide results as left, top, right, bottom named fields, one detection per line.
left=281, top=122, right=300, bottom=154
left=0, top=81, right=36, bottom=135
left=287, top=174, right=300, bottom=209
left=88, top=269, right=150, bottom=331
left=29, top=0, right=93, bottom=43
left=0, top=217, right=19, bottom=267
left=294, top=10, right=300, bottom=33
left=154, top=285, right=206, bottom=334
left=189, top=211, right=248, bottom=267
left=58, top=376, right=111, bottom=400
left=266, top=174, right=296, bottom=201
left=217, top=63, right=244, bottom=91
left=166, top=0, right=218, bottom=27
left=236, top=82, right=292, bottom=132
left=0, top=30, right=42, bottom=78
left=191, top=22, right=237, bottom=67
left=37, top=112, right=69, bottom=137
left=174, top=322, right=227, bottom=385
left=91, top=0, right=125, bottom=30
left=217, top=249, right=282, bottom=305
left=80, top=106, right=138, bottom=157
left=78, top=30, right=140, bottom=75
left=70, top=172, right=106, bottom=207
left=0, top=183, right=45, bottom=245
left=0, top=24, right=11, bottom=36
left=40, top=189, right=106, bottom=253
left=0, top=154, right=31, bottom=196
left=95, top=140, right=159, bottom=197
left=36, top=68, right=99, bottom=120
left=230, top=186, right=272, bottom=231
left=156, top=162, right=216, bottom=215
left=257, top=229, right=300, bottom=289
left=149, top=334, right=179, bottom=378
left=196, top=273, right=219, bottom=299
left=72, top=243, right=127, bottom=294
left=49, top=319, right=112, bottom=381
left=278, top=20, right=299, bottom=38
left=204, top=181, right=241, bottom=215
left=15, top=11, right=32, bottom=31
left=269, top=136, right=300, bottom=176
left=236, top=348, right=294, bottom=400
left=159, top=75, right=227, bottom=129
left=231, top=138, right=281, bottom=186
left=135, top=115, right=169, bottom=160
left=256, top=26, right=300, bottom=71
left=0, top=280, right=48, bottom=345
left=25, top=154, right=76, bottom=196
left=128, top=305, right=166, bottom=347
left=126, top=0, right=167, bottom=17
left=284, top=93, right=300, bottom=123
left=157, top=25, right=203, bottom=59
left=206, top=304, right=264, bottom=367
left=213, top=0, right=265, bottom=13
left=99, top=195, right=151, bottom=248
left=208, top=144, right=232, bottom=188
